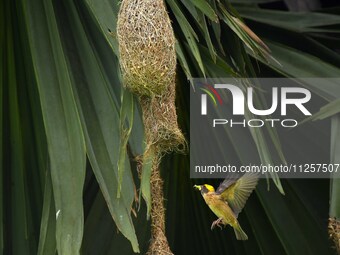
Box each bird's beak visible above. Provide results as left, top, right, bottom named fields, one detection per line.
left=193, top=185, right=202, bottom=191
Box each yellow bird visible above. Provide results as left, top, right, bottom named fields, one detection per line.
left=194, top=172, right=259, bottom=240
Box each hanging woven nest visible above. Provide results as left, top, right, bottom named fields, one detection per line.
left=117, top=0, right=177, bottom=97
left=117, top=0, right=185, bottom=254
left=117, top=0, right=185, bottom=153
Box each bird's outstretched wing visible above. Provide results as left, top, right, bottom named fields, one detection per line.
left=215, top=172, right=242, bottom=193
left=216, top=172, right=259, bottom=217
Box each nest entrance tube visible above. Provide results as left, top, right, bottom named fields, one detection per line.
left=147, top=161, right=173, bottom=255
left=117, top=0, right=185, bottom=254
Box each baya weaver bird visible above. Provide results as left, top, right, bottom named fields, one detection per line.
left=194, top=172, right=259, bottom=240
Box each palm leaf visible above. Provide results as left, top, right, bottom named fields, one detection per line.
left=330, top=116, right=340, bottom=218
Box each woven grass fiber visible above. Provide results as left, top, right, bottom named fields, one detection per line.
left=329, top=217, right=340, bottom=254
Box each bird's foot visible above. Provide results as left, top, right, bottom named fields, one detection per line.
left=211, top=218, right=223, bottom=230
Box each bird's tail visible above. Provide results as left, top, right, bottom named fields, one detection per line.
left=234, top=222, right=248, bottom=240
